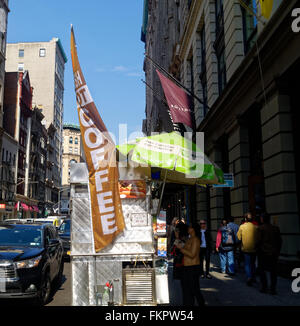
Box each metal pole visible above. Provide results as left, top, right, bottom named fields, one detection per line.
left=157, top=169, right=168, bottom=216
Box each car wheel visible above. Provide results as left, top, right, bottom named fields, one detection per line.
left=38, top=272, right=51, bottom=305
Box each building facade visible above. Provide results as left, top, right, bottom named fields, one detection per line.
left=61, top=124, right=84, bottom=214
left=28, top=107, right=48, bottom=215
left=142, top=0, right=300, bottom=272
left=0, top=0, right=9, bottom=193
left=5, top=38, right=67, bottom=209
left=2, top=70, right=36, bottom=219
left=0, top=0, right=9, bottom=129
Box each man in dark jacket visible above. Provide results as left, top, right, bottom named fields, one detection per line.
left=257, top=213, right=282, bottom=295
left=199, top=220, right=212, bottom=279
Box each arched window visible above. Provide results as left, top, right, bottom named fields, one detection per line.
left=75, top=137, right=78, bottom=144
left=69, top=136, right=73, bottom=144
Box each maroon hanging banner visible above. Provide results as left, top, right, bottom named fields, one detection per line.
left=156, top=69, right=194, bottom=129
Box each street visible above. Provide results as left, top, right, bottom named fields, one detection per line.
left=48, top=254, right=300, bottom=306
left=0, top=255, right=298, bottom=306
left=46, top=258, right=72, bottom=306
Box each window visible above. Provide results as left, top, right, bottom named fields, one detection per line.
left=215, top=0, right=224, bottom=37
left=199, top=27, right=208, bottom=116
left=19, top=49, right=24, bottom=57
left=74, top=137, right=78, bottom=145
left=217, top=47, right=226, bottom=94
left=18, top=63, right=24, bottom=72
left=241, top=0, right=258, bottom=54
left=69, top=147, right=73, bottom=153
left=214, top=0, right=226, bottom=95
left=69, top=136, right=73, bottom=144
left=39, top=48, right=46, bottom=57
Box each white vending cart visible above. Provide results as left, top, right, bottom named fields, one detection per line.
left=69, top=163, right=169, bottom=306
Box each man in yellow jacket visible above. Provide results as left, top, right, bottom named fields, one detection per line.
left=237, top=212, right=259, bottom=286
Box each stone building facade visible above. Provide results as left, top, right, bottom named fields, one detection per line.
left=142, top=0, right=300, bottom=270
left=60, top=124, right=84, bottom=214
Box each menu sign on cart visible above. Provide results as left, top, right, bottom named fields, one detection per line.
left=157, top=238, right=167, bottom=257
left=157, top=210, right=166, bottom=234
left=131, top=213, right=148, bottom=227
left=119, top=180, right=146, bottom=199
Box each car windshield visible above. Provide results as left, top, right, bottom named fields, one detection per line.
left=0, top=226, right=43, bottom=247
left=59, top=220, right=70, bottom=233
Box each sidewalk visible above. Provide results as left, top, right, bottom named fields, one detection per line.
left=168, top=253, right=300, bottom=306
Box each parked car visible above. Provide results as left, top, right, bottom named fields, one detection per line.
left=0, top=223, right=64, bottom=305
left=58, top=219, right=71, bottom=258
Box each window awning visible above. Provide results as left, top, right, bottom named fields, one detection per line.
left=14, top=202, right=29, bottom=211
left=32, top=205, right=39, bottom=212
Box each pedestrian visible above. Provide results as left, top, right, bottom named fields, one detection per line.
left=257, top=213, right=282, bottom=295
left=167, top=217, right=179, bottom=255
left=170, top=222, right=188, bottom=305
left=216, top=218, right=236, bottom=276
left=227, top=216, right=241, bottom=271
left=175, top=223, right=205, bottom=306
left=199, top=220, right=212, bottom=279
left=237, top=212, right=259, bottom=286
left=227, top=216, right=239, bottom=239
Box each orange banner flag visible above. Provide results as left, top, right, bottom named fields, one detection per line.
left=70, top=26, right=125, bottom=252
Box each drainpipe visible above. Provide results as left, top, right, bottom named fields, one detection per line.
left=24, top=116, right=32, bottom=197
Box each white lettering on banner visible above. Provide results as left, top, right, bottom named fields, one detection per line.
left=79, top=108, right=93, bottom=127
left=101, top=213, right=118, bottom=235
left=97, top=191, right=114, bottom=214
left=74, top=71, right=83, bottom=88
left=84, top=127, right=103, bottom=148
left=95, top=170, right=108, bottom=192
left=90, top=147, right=105, bottom=170
left=79, top=103, right=118, bottom=237
left=76, top=85, right=93, bottom=107
left=170, top=104, right=191, bottom=113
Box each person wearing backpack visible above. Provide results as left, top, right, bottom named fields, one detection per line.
left=216, top=218, right=236, bottom=276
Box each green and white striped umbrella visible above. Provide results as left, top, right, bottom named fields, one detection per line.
left=117, top=132, right=224, bottom=185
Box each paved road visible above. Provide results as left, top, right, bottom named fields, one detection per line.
left=1, top=255, right=298, bottom=306
left=46, top=258, right=72, bottom=306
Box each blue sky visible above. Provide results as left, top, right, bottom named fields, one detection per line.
left=6, top=0, right=146, bottom=143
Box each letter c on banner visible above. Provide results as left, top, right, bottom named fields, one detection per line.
left=85, top=127, right=103, bottom=149
left=79, top=108, right=93, bottom=127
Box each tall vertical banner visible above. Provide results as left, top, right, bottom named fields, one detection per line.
left=70, top=26, right=125, bottom=252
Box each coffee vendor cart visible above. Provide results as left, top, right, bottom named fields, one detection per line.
left=69, top=163, right=169, bottom=306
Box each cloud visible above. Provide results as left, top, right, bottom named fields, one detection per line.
left=112, top=65, right=128, bottom=72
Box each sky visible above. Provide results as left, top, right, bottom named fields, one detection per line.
left=6, top=0, right=146, bottom=144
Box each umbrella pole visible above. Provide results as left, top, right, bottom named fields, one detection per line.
left=157, top=170, right=168, bottom=216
